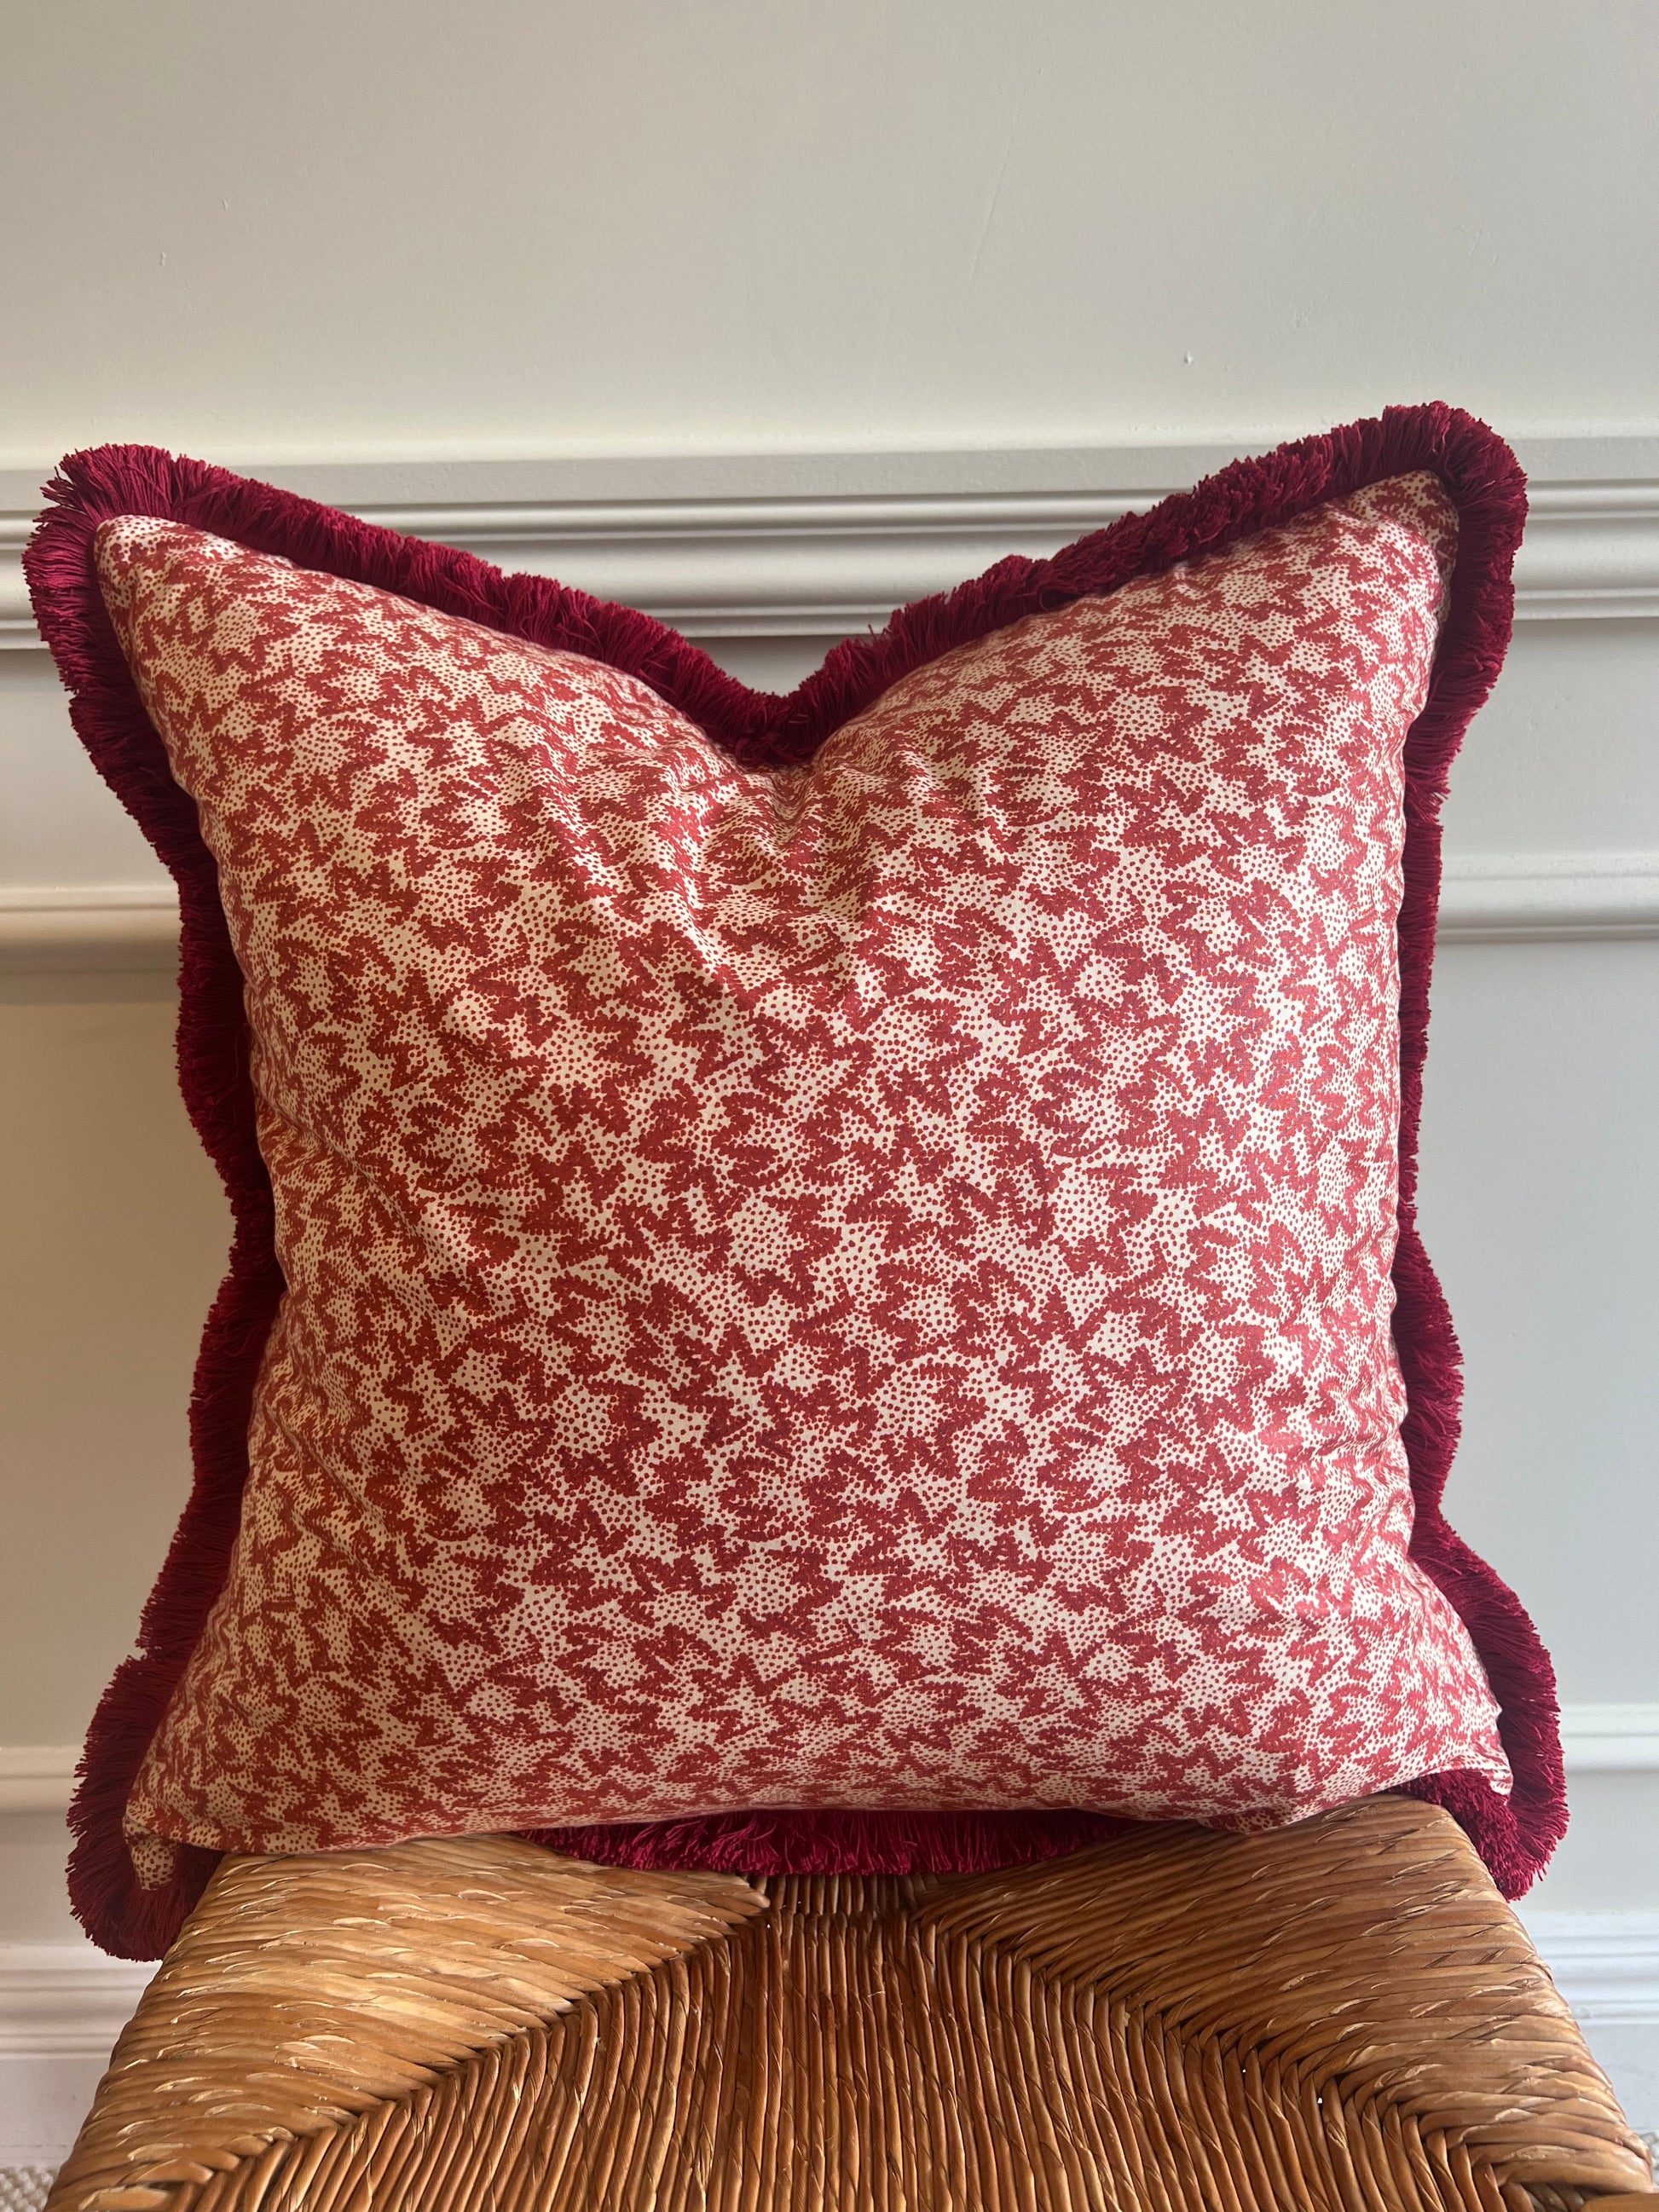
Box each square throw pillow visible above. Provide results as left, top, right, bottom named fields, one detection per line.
left=27, top=406, right=1564, bottom=1959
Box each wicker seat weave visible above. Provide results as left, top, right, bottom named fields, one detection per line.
left=48, top=1794, right=1655, bottom=2212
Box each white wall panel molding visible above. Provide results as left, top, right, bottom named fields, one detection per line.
left=5, top=856, right=1659, bottom=976
left=1521, top=477, right=1659, bottom=621
left=0, top=888, right=180, bottom=976
left=1519, top=1914, right=1659, bottom=2032
left=0, top=1948, right=152, bottom=2059
left=1556, top=1706, right=1659, bottom=1776
left=1439, top=854, right=1659, bottom=943
left=3, top=434, right=1659, bottom=650
left=0, top=1754, right=78, bottom=1817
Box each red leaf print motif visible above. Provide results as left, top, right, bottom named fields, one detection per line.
left=93, top=471, right=1511, bottom=1879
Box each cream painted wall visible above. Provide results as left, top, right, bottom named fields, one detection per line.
left=3, top=0, right=1658, bottom=466
left=0, top=997, right=226, bottom=1745
left=3, top=0, right=1658, bottom=2156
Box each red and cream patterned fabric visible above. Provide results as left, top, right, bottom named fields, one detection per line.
left=26, top=407, right=1566, bottom=1956
left=91, top=470, right=1510, bottom=1885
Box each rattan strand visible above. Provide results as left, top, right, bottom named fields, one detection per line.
left=48, top=1796, right=1656, bottom=2211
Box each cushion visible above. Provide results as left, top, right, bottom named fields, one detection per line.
left=26, top=407, right=1566, bottom=1960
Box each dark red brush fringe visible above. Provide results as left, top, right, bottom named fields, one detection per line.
left=25, top=403, right=1565, bottom=1958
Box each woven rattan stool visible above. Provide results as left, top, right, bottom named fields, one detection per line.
left=48, top=1794, right=1655, bottom=2212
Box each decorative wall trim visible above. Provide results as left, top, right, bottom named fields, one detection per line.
left=0, top=1947, right=153, bottom=2058
left=3, top=855, right=1658, bottom=976
left=0, top=888, right=179, bottom=976
left=3, top=434, right=1659, bottom=649
left=1519, top=1914, right=1659, bottom=2030
left=0, top=1753, right=78, bottom=1816
left=1557, top=1705, right=1659, bottom=1775
left=1440, top=854, right=1659, bottom=943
